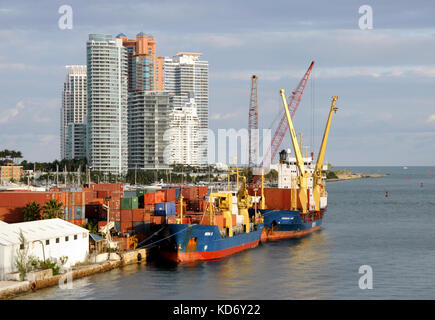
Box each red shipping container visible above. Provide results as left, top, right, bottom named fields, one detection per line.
left=215, top=215, right=224, bottom=229
left=0, top=192, right=53, bottom=208
left=120, top=222, right=133, bottom=233
left=144, top=212, right=151, bottom=222
left=144, top=203, right=155, bottom=213
left=151, top=216, right=164, bottom=225
left=109, top=209, right=121, bottom=222
left=231, top=214, right=237, bottom=226
left=71, top=219, right=85, bottom=227
left=97, top=191, right=108, bottom=199
left=167, top=217, right=177, bottom=224
left=144, top=193, right=156, bottom=204
left=164, top=189, right=176, bottom=202
left=84, top=190, right=94, bottom=204
left=154, top=191, right=165, bottom=203
left=132, top=209, right=145, bottom=222
left=92, top=183, right=123, bottom=192
left=198, top=186, right=208, bottom=199
left=121, top=209, right=133, bottom=222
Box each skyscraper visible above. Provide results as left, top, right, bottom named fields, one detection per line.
left=128, top=91, right=170, bottom=170
left=165, top=94, right=199, bottom=166
left=163, top=52, right=209, bottom=165
left=61, top=65, right=87, bottom=160
left=86, top=34, right=128, bottom=175
left=116, top=32, right=164, bottom=92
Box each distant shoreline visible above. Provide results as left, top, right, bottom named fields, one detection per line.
left=326, top=173, right=389, bottom=182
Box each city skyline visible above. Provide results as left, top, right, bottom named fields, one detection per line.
left=1, top=1, right=435, bottom=166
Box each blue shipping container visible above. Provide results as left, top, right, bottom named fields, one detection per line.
left=165, top=202, right=176, bottom=215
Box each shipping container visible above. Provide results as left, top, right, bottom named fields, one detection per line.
left=154, top=191, right=165, bottom=203
left=165, top=202, right=176, bottom=215
left=174, top=188, right=181, bottom=199
left=144, top=193, right=155, bottom=204
left=144, top=203, right=155, bottom=214
left=150, top=215, right=165, bottom=225
left=155, top=203, right=165, bottom=215
left=121, top=197, right=132, bottom=210
left=132, top=208, right=145, bottom=221
left=163, top=189, right=176, bottom=202
left=124, top=191, right=137, bottom=198
left=131, top=197, right=139, bottom=209
left=91, top=183, right=123, bottom=192
left=120, top=222, right=133, bottom=233
left=121, top=209, right=133, bottom=222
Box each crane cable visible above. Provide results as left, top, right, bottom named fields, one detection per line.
left=136, top=225, right=190, bottom=250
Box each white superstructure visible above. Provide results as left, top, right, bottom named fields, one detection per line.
left=276, top=149, right=328, bottom=210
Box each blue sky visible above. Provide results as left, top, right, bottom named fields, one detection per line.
left=0, top=0, right=434, bottom=166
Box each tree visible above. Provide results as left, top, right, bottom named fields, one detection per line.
left=23, top=201, right=42, bottom=221
left=43, top=199, right=64, bottom=219
left=15, top=230, right=32, bottom=281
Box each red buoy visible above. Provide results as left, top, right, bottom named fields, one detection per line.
left=385, top=191, right=389, bottom=198
left=421, top=182, right=424, bottom=188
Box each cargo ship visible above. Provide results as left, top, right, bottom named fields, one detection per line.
left=252, top=91, right=338, bottom=242
left=159, top=176, right=264, bottom=263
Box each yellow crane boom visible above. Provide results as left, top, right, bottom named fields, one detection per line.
left=313, top=96, right=338, bottom=211
left=280, top=89, right=309, bottom=213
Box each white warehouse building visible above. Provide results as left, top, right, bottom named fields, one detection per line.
left=0, top=219, right=89, bottom=280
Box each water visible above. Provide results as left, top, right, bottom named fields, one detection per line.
left=16, top=166, right=435, bottom=299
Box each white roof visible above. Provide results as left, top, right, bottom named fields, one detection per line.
left=0, top=219, right=89, bottom=246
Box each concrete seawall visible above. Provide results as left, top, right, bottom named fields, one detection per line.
left=0, top=248, right=148, bottom=299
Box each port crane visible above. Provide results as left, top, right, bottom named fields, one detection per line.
left=251, top=61, right=314, bottom=187
left=312, top=96, right=338, bottom=211
left=280, top=89, right=310, bottom=213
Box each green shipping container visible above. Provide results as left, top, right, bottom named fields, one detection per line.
left=131, top=197, right=139, bottom=209
left=121, top=197, right=132, bottom=210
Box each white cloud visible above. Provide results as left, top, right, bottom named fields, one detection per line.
left=210, top=112, right=239, bottom=120
left=0, top=100, right=24, bottom=124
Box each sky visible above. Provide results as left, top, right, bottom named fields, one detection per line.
left=0, top=0, right=434, bottom=166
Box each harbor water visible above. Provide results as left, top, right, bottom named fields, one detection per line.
left=16, top=166, right=435, bottom=299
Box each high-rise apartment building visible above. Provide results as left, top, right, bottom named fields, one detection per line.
left=61, top=65, right=87, bottom=160
left=165, top=95, right=199, bottom=165
left=65, top=123, right=87, bottom=160
left=128, top=91, right=170, bottom=170
left=163, top=52, right=209, bottom=165
left=86, top=34, right=128, bottom=175
left=116, top=32, right=164, bottom=92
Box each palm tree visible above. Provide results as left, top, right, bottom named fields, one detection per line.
left=23, top=201, right=42, bottom=221
left=43, top=199, right=64, bottom=219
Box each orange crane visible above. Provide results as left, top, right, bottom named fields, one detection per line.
left=251, top=61, right=314, bottom=187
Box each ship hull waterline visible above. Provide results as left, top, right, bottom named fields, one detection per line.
left=159, top=223, right=264, bottom=263
left=259, top=208, right=326, bottom=242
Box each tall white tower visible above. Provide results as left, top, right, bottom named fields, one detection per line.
left=165, top=95, right=199, bottom=165
left=164, top=52, right=208, bottom=165
left=61, top=65, right=87, bottom=160
left=86, top=34, right=128, bottom=175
